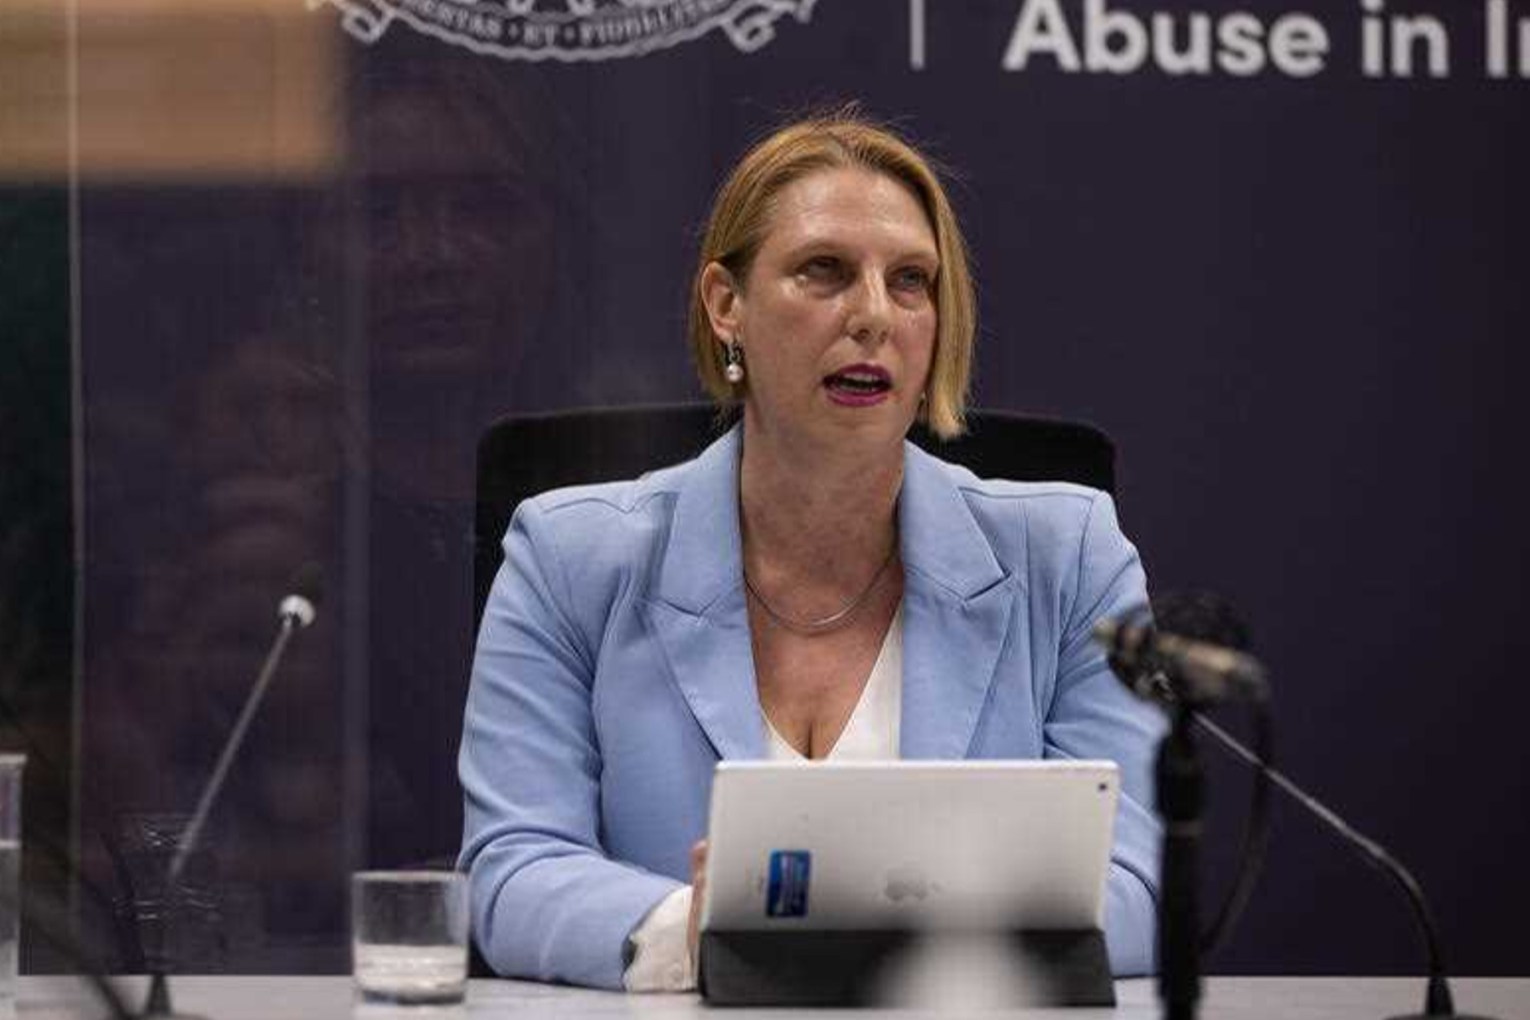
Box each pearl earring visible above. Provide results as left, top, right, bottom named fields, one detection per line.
left=723, top=337, right=745, bottom=384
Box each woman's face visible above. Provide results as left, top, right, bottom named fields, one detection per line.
left=709, top=166, right=940, bottom=455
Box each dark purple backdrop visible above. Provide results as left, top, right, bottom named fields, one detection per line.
left=73, top=0, right=1529, bottom=975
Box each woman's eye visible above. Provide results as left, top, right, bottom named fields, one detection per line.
left=892, top=266, right=933, bottom=292
left=799, top=257, right=842, bottom=280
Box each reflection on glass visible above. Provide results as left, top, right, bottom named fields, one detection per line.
left=79, top=42, right=572, bottom=970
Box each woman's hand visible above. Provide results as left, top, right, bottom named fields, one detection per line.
left=687, top=839, right=709, bottom=967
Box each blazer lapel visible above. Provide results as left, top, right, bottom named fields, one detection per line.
left=898, top=443, right=1019, bottom=759
left=637, top=427, right=765, bottom=761
left=636, top=430, right=1016, bottom=763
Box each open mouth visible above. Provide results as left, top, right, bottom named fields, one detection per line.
left=824, top=365, right=892, bottom=397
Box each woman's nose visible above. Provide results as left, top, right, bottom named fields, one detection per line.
left=845, top=271, right=894, bottom=344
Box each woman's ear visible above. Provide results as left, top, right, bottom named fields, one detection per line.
left=700, top=261, right=742, bottom=341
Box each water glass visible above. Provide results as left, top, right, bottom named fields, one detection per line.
left=351, top=870, right=469, bottom=1005
left=0, top=755, right=24, bottom=1008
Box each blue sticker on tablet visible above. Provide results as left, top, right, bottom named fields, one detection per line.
left=766, top=850, right=811, bottom=918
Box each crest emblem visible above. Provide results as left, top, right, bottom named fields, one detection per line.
left=307, top=0, right=818, bottom=62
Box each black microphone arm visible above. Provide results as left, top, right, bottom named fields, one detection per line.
left=143, top=565, right=321, bottom=1020
left=1096, top=604, right=1491, bottom=1020
left=1187, top=710, right=1480, bottom=1020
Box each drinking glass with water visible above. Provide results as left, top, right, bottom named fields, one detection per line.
left=351, top=870, right=469, bottom=1005
left=0, top=755, right=24, bottom=1009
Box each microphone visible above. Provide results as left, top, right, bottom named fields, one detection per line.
left=1092, top=612, right=1268, bottom=705
left=142, top=565, right=323, bottom=1019
left=1102, top=592, right=1493, bottom=1020
left=276, top=563, right=321, bottom=629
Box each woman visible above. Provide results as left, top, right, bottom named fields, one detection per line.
left=458, top=110, right=1163, bottom=991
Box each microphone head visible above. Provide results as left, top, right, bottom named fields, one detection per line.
left=1096, top=593, right=1264, bottom=705
left=278, top=563, right=323, bottom=628
left=1150, top=591, right=1268, bottom=701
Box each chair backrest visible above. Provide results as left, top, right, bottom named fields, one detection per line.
left=474, top=404, right=1116, bottom=625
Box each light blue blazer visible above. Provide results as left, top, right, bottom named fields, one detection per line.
left=459, top=426, right=1165, bottom=989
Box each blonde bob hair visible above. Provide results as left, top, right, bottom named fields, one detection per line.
left=688, top=108, right=976, bottom=439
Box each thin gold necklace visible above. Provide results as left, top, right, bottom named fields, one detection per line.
left=744, top=544, right=898, bottom=636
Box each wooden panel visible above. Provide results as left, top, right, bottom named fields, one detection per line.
left=0, top=0, right=340, bottom=182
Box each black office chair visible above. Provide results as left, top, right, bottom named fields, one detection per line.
left=474, top=404, right=1116, bottom=625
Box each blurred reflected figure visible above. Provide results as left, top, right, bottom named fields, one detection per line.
left=350, top=57, right=559, bottom=503
left=81, top=47, right=571, bottom=968
left=347, top=55, right=564, bottom=872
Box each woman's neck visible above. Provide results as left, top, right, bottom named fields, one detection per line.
left=738, top=417, right=903, bottom=592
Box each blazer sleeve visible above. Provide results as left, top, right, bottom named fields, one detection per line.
left=1041, top=491, right=1165, bottom=976
left=457, top=501, right=682, bottom=989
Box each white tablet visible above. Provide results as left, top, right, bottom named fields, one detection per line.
left=700, top=760, right=1119, bottom=933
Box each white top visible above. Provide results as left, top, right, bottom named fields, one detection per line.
left=764, top=604, right=902, bottom=762
left=623, top=607, right=904, bottom=992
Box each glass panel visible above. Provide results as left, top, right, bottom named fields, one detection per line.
left=59, top=2, right=616, bottom=971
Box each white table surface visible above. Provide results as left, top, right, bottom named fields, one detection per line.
left=13, top=975, right=1530, bottom=1020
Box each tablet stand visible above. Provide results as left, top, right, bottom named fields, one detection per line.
left=698, top=927, right=1114, bottom=1007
